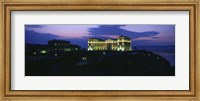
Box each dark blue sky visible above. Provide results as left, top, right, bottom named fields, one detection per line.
left=25, top=25, right=175, bottom=49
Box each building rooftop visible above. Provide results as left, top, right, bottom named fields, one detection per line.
left=88, top=38, right=105, bottom=41
left=88, top=35, right=131, bottom=41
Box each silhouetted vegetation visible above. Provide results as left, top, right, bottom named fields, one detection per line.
left=25, top=50, right=175, bottom=76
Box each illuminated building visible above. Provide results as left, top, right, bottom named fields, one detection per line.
left=88, top=36, right=132, bottom=51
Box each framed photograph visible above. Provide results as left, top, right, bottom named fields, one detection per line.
left=0, top=0, right=199, bottom=100
left=25, top=24, right=175, bottom=76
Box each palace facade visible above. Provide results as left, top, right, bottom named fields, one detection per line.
left=88, top=36, right=132, bottom=51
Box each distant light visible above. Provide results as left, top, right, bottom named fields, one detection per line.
left=103, top=52, right=105, bottom=55
left=64, top=48, right=71, bottom=52
left=82, top=57, right=87, bottom=60
left=55, top=53, right=57, bottom=56
left=88, top=48, right=93, bottom=51
left=156, top=57, right=159, bottom=59
left=148, top=54, right=150, bottom=56
left=34, top=52, right=36, bottom=55
left=40, top=50, right=46, bottom=54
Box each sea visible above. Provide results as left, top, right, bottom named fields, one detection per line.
left=135, top=46, right=175, bottom=67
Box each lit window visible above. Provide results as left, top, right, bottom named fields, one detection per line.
left=82, top=57, right=87, bottom=61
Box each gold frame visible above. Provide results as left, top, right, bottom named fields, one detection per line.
left=0, top=0, right=199, bottom=100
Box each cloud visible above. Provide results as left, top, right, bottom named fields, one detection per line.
left=88, top=25, right=159, bottom=39
left=25, top=29, right=88, bottom=48
left=25, top=25, right=45, bottom=29
left=26, top=25, right=99, bottom=39
left=151, top=36, right=159, bottom=39
left=25, top=29, right=61, bottom=44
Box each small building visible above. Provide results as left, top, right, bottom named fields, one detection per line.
left=26, top=40, right=81, bottom=56
left=48, top=40, right=81, bottom=53
left=88, top=35, right=132, bottom=51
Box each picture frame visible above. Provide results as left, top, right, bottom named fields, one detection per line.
left=0, top=0, right=199, bottom=100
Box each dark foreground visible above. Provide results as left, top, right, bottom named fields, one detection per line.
left=25, top=51, right=175, bottom=76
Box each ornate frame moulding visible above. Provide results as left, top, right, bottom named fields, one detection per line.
left=0, top=0, right=199, bottom=101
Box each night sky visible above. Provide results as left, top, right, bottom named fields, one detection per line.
left=25, top=25, right=175, bottom=49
